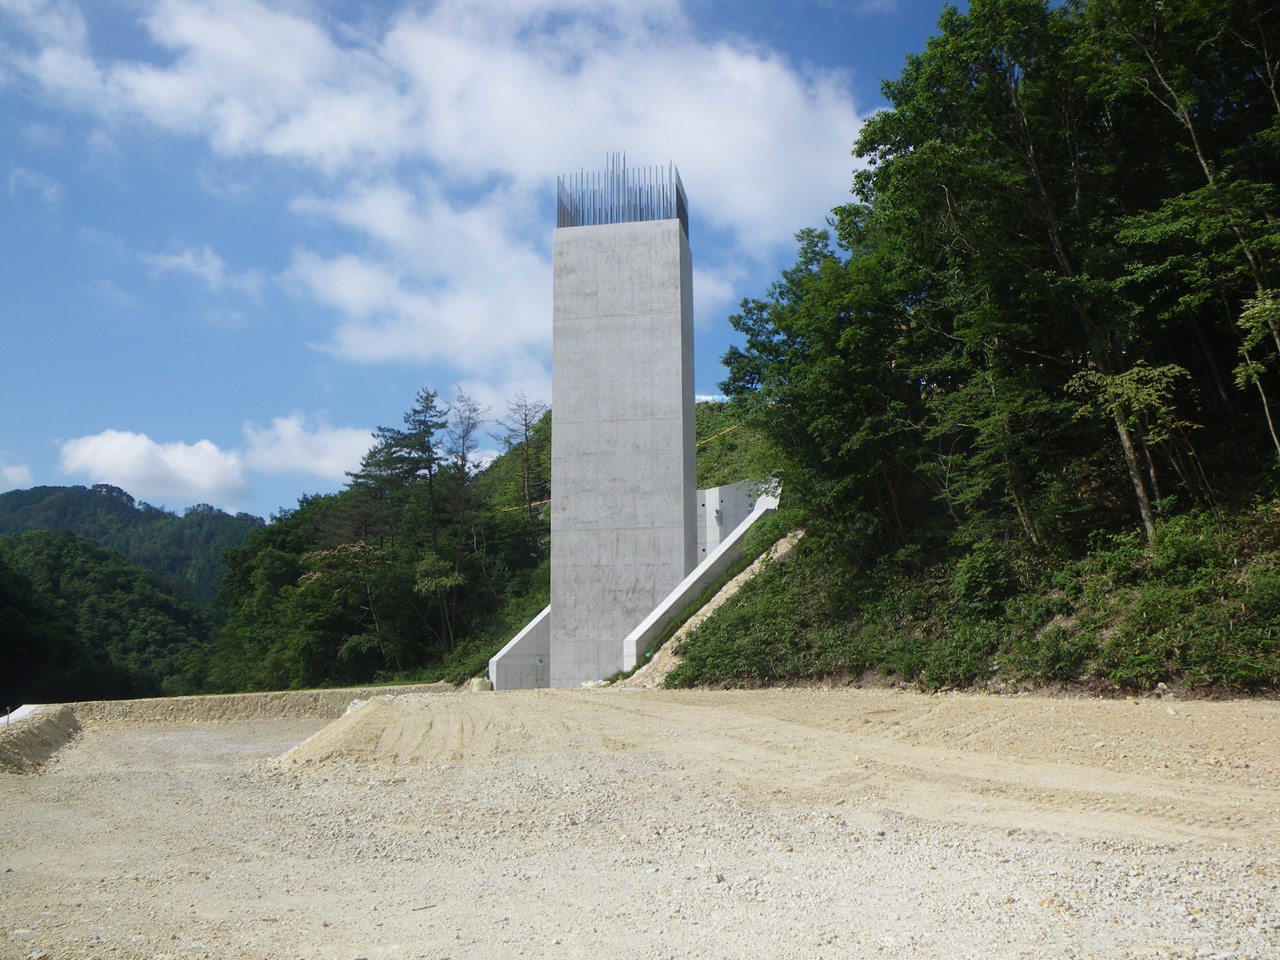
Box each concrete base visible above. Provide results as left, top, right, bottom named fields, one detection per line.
left=490, top=488, right=781, bottom=689
left=488, top=606, right=550, bottom=691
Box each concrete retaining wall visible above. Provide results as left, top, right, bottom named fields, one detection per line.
left=621, top=492, right=779, bottom=672
left=697, top=480, right=761, bottom=563
left=488, top=605, right=551, bottom=691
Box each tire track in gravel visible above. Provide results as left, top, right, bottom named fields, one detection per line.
left=5, top=688, right=1280, bottom=960
left=284, top=689, right=1280, bottom=849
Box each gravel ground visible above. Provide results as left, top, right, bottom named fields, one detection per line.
left=1, top=686, right=1277, bottom=960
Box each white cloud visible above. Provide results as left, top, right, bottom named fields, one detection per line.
left=5, top=0, right=863, bottom=400
left=142, top=243, right=226, bottom=287
left=242, top=412, right=373, bottom=479
left=60, top=429, right=247, bottom=505
left=0, top=460, right=34, bottom=489
left=55, top=414, right=377, bottom=509
left=693, top=265, right=745, bottom=329
left=141, top=242, right=262, bottom=295
left=286, top=184, right=553, bottom=372
left=107, top=0, right=413, bottom=171
left=0, top=0, right=90, bottom=51
left=7, top=165, right=63, bottom=207
left=6, top=0, right=859, bottom=252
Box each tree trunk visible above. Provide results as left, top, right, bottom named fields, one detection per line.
left=1113, top=409, right=1157, bottom=543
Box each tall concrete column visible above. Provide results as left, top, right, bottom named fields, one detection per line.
left=549, top=159, right=696, bottom=687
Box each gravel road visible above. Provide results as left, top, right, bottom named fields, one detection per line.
left=1, top=686, right=1277, bottom=960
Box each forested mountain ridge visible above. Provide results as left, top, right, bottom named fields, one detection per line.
left=0, top=484, right=263, bottom=605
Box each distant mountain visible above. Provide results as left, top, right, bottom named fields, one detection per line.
left=0, top=485, right=263, bottom=606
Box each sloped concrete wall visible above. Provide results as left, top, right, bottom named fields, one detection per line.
left=488, top=606, right=551, bottom=691
left=491, top=484, right=768, bottom=689
left=621, top=492, right=779, bottom=672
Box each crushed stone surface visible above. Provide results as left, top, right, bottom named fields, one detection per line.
left=1, top=686, right=1278, bottom=959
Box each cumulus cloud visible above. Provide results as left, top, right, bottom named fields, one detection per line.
left=242, top=412, right=373, bottom=479
left=60, top=429, right=247, bottom=505
left=0, top=0, right=90, bottom=52
left=0, top=460, right=34, bottom=489
left=4, top=0, right=863, bottom=392
left=54, top=415, right=377, bottom=509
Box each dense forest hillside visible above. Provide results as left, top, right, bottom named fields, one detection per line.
left=0, top=531, right=212, bottom=710
left=199, top=390, right=553, bottom=692
left=671, top=0, right=1280, bottom=692
left=0, top=485, right=262, bottom=605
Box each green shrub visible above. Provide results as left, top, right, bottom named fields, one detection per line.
left=920, top=621, right=1000, bottom=689
left=1244, top=560, right=1280, bottom=620
left=950, top=540, right=1016, bottom=615
left=1000, top=624, right=1093, bottom=683
left=1150, top=511, right=1227, bottom=583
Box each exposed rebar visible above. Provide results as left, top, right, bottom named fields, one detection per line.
left=557, top=152, right=688, bottom=237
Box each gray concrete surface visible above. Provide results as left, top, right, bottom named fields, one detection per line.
left=488, top=605, right=550, bottom=691
left=549, top=216, right=696, bottom=686
left=697, top=480, right=761, bottom=562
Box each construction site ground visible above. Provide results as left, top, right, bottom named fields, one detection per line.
left=1, top=685, right=1278, bottom=960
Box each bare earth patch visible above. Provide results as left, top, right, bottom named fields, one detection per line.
left=1, top=687, right=1277, bottom=959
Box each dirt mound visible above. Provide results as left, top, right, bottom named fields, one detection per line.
left=280, top=689, right=647, bottom=766
left=68, top=683, right=455, bottom=725
left=282, top=693, right=504, bottom=765
left=0, top=705, right=81, bottom=773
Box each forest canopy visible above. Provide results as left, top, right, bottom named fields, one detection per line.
left=675, top=0, right=1280, bottom=691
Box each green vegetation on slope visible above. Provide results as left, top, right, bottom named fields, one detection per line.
left=669, top=503, right=1280, bottom=692
left=694, top=401, right=771, bottom=490
left=675, top=0, right=1280, bottom=693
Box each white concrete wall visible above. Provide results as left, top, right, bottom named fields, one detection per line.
left=488, top=606, right=550, bottom=690
left=622, top=491, right=780, bottom=671
left=697, top=480, right=761, bottom=563
left=550, top=218, right=696, bottom=686
left=489, top=483, right=766, bottom=690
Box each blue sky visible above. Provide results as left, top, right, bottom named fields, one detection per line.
left=1, top=0, right=953, bottom=519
